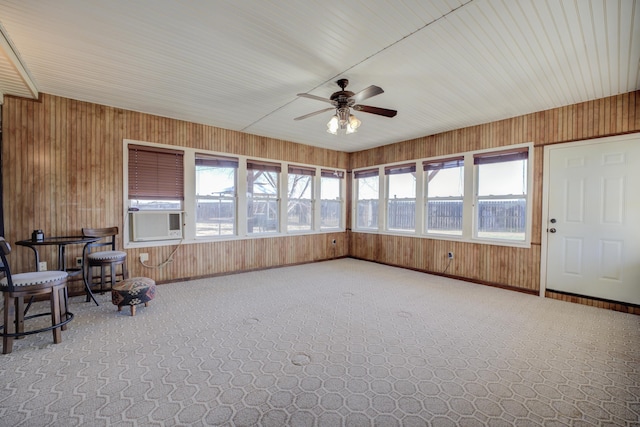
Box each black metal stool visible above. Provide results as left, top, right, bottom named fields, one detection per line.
left=0, top=237, right=73, bottom=354
left=82, top=227, right=128, bottom=305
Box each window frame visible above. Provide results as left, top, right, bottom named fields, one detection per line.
left=473, top=148, right=530, bottom=243
left=246, top=160, right=281, bottom=235
left=351, top=143, right=533, bottom=248
left=423, top=157, right=465, bottom=237
left=194, top=153, right=239, bottom=238
left=353, top=168, right=381, bottom=231
left=384, top=163, right=417, bottom=233
left=319, top=169, right=344, bottom=231
left=287, top=165, right=315, bottom=233
left=123, top=139, right=347, bottom=248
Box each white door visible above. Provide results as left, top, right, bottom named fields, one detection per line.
left=544, top=134, right=640, bottom=305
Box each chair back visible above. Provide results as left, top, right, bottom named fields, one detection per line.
left=82, top=227, right=119, bottom=254
left=0, top=237, right=15, bottom=291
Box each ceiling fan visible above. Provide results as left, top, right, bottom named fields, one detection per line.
left=294, top=79, right=397, bottom=134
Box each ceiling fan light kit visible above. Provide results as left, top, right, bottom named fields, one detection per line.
left=327, top=107, right=361, bottom=135
left=296, top=79, right=396, bottom=135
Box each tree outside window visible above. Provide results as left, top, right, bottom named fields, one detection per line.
left=287, top=166, right=314, bottom=232
left=247, top=161, right=280, bottom=234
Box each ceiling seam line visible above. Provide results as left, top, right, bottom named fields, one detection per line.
left=240, top=0, right=476, bottom=133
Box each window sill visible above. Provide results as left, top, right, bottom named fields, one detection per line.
left=125, top=228, right=347, bottom=249
left=351, top=229, right=531, bottom=249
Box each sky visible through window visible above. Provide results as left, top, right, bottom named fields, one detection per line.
left=196, top=160, right=527, bottom=200
left=197, top=167, right=342, bottom=199
left=369, top=159, right=527, bottom=199
left=478, top=160, right=527, bottom=195
left=196, top=167, right=235, bottom=195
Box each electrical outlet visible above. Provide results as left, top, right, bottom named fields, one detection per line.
left=75, top=257, right=83, bottom=267
left=38, top=261, right=47, bottom=271
left=139, top=253, right=149, bottom=262
left=448, top=252, right=454, bottom=260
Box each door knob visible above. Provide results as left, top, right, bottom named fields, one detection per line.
left=549, top=228, right=556, bottom=233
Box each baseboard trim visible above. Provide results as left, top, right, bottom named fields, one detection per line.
left=348, top=256, right=538, bottom=296
left=545, top=289, right=640, bottom=315
left=154, top=256, right=351, bottom=285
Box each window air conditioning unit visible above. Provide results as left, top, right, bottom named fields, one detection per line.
left=130, top=211, right=183, bottom=242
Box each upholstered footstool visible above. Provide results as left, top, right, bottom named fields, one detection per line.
left=111, top=277, right=156, bottom=316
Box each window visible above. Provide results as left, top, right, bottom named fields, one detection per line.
left=320, top=170, right=344, bottom=230
left=247, top=160, right=280, bottom=234
left=348, top=144, right=532, bottom=247
left=385, top=164, right=416, bottom=231
left=287, top=165, right=315, bottom=232
left=424, top=157, right=464, bottom=236
left=195, top=154, right=238, bottom=237
left=122, top=139, right=344, bottom=248
left=128, top=144, right=184, bottom=210
left=354, top=168, right=379, bottom=230
left=125, top=141, right=346, bottom=246
left=474, top=149, right=528, bottom=241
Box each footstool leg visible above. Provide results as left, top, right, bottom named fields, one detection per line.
left=112, top=277, right=155, bottom=316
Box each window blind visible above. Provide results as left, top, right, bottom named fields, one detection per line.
left=384, top=163, right=416, bottom=175
left=423, top=156, right=464, bottom=171
left=353, top=168, right=379, bottom=179
left=195, top=153, right=239, bottom=168
left=321, top=169, right=345, bottom=178
left=128, top=144, right=184, bottom=200
left=473, top=148, right=528, bottom=165
left=288, top=165, right=316, bottom=176
left=247, top=160, right=282, bottom=173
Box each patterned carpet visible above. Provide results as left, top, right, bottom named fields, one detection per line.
left=0, top=258, right=638, bottom=426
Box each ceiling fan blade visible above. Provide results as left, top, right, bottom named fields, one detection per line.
left=350, top=85, right=384, bottom=103
left=297, top=93, right=333, bottom=103
left=353, top=104, right=397, bottom=118
left=294, top=107, right=335, bottom=121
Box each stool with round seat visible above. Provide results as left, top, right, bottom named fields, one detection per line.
left=82, top=227, right=128, bottom=305
left=111, top=277, right=156, bottom=316
left=0, top=237, right=73, bottom=354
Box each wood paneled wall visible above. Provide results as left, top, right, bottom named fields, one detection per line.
left=2, top=91, right=639, bottom=312
left=2, top=93, right=349, bottom=293
left=349, top=91, right=640, bottom=299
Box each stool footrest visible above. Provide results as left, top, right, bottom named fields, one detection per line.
left=0, top=311, right=74, bottom=338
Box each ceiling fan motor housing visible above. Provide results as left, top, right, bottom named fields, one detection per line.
left=330, top=78, right=355, bottom=107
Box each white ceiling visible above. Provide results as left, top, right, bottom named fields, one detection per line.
left=0, top=0, right=638, bottom=152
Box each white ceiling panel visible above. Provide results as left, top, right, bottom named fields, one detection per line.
left=0, top=0, right=637, bottom=152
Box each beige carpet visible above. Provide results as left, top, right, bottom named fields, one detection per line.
left=0, top=258, right=638, bottom=426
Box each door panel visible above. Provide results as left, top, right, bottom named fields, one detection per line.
left=565, top=178, right=584, bottom=222
left=562, top=237, right=583, bottom=275
left=546, top=135, right=640, bottom=305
